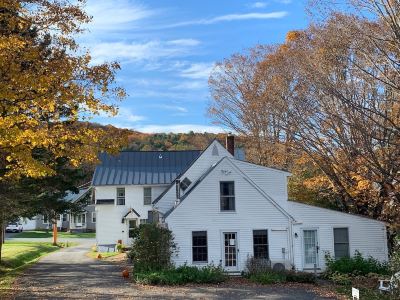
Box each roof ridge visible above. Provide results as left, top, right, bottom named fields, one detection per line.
left=119, top=149, right=202, bottom=153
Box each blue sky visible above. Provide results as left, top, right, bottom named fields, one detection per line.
left=82, top=0, right=308, bottom=133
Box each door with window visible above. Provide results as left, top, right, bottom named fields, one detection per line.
left=223, top=232, right=238, bottom=271
left=303, top=229, right=319, bottom=269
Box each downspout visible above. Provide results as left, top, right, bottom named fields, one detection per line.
left=289, top=220, right=295, bottom=270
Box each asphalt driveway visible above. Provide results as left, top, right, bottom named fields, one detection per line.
left=11, top=241, right=338, bottom=299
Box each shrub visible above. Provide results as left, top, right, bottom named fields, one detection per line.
left=244, top=255, right=271, bottom=276
left=325, top=251, right=389, bottom=276
left=328, top=271, right=352, bottom=285
left=129, top=224, right=177, bottom=272
left=116, top=243, right=123, bottom=253
left=133, top=264, right=226, bottom=285
left=285, top=270, right=316, bottom=283
left=249, top=271, right=286, bottom=284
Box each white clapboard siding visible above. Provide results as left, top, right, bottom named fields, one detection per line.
left=166, top=158, right=291, bottom=271
left=289, top=201, right=388, bottom=271
left=95, top=185, right=168, bottom=245
left=155, top=140, right=232, bottom=214
left=232, top=160, right=290, bottom=209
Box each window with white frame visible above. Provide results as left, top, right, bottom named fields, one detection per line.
left=92, top=212, right=96, bottom=223
left=220, top=181, right=235, bottom=211
left=334, top=228, right=350, bottom=258
left=192, top=231, right=207, bottom=263
left=143, top=187, right=152, bottom=205
left=253, top=230, right=269, bottom=259
left=117, top=187, right=125, bottom=205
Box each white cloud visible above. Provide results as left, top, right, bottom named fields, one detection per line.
left=85, top=0, right=154, bottom=31
left=250, top=2, right=267, bottom=8
left=136, top=124, right=225, bottom=134
left=89, top=39, right=201, bottom=64
left=166, top=39, right=201, bottom=47
left=180, top=63, right=215, bottom=79
left=162, top=11, right=288, bottom=28
left=117, top=107, right=146, bottom=122
left=156, top=105, right=188, bottom=113
left=171, top=81, right=206, bottom=90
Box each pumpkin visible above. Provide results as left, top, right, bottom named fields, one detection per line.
left=97, top=253, right=102, bottom=259
left=122, top=269, right=129, bottom=278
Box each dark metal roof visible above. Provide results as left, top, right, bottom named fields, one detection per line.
left=92, top=150, right=202, bottom=186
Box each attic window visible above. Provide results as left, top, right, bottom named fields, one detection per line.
left=180, top=177, right=192, bottom=191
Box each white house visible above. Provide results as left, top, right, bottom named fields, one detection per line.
left=92, top=137, right=388, bottom=272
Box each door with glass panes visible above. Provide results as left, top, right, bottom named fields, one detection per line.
left=303, top=229, right=319, bottom=269
left=223, top=232, right=238, bottom=271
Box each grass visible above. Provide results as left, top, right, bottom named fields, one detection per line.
left=11, top=230, right=95, bottom=239
left=0, top=241, right=60, bottom=296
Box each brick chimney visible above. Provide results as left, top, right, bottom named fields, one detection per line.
left=225, top=134, right=235, bottom=156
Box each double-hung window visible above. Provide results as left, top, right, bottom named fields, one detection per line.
left=117, top=187, right=125, bottom=205
left=220, top=181, right=235, bottom=211
left=192, top=231, right=208, bottom=263
left=253, top=230, right=269, bottom=259
left=143, top=187, right=152, bottom=205
left=92, top=212, right=96, bottom=223
left=334, top=228, right=350, bottom=258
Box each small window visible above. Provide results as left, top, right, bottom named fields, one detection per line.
left=253, top=230, right=269, bottom=259
left=128, top=220, right=137, bottom=238
left=117, top=187, right=125, bottom=205
left=144, top=187, right=152, bottom=205
left=62, top=214, right=68, bottom=222
left=82, top=213, right=86, bottom=224
left=43, top=215, right=49, bottom=224
left=192, top=231, right=207, bottom=262
left=334, top=228, right=350, bottom=259
left=180, top=177, right=192, bottom=191
left=92, top=212, right=96, bottom=223
left=220, top=181, right=235, bottom=211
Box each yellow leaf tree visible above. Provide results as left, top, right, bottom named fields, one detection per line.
left=0, top=0, right=129, bottom=259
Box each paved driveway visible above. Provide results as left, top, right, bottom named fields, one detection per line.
left=11, top=241, right=337, bottom=300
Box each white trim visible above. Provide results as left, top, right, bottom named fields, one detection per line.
left=301, top=227, right=320, bottom=269
left=191, top=230, right=208, bottom=265
left=332, top=226, right=350, bottom=259
left=220, top=230, right=240, bottom=272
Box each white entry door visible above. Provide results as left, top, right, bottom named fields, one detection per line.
left=223, top=232, right=238, bottom=271
left=303, top=229, right=319, bottom=269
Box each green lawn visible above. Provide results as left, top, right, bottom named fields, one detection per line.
left=0, top=241, right=60, bottom=296
left=12, top=230, right=95, bottom=239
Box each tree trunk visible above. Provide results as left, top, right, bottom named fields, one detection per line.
left=0, top=214, right=4, bottom=264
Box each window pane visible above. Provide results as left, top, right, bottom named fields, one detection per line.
left=192, top=231, right=207, bottom=262
left=220, top=182, right=234, bottom=196
left=334, top=228, right=349, bottom=258
left=144, top=187, right=151, bottom=197
left=253, top=230, right=269, bottom=259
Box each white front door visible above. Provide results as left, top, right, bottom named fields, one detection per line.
left=223, top=232, right=238, bottom=271
left=303, top=229, right=319, bottom=269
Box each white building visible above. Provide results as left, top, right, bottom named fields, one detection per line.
left=92, top=137, right=388, bottom=272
